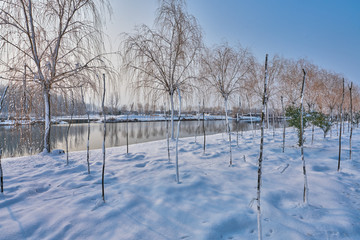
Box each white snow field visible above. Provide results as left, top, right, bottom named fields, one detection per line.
left=0, top=125, right=359, bottom=239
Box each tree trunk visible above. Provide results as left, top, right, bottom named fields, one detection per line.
left=257, top=54, right=268, bottom=240
left=86, top=111, right=91, bottom=174
left=311, top=106, right=314, bottom=144
left=349, top=82, right=353, bottom=160
left=311, top=124, right=314, bottom=144
left=81, top=87, right=91, bottom=174
left=0, top=149, right=3, bottom=193
left=102, top=74, right=106, bottom=202
left=43, top=84, right=51, bottom=153
left=203, top=99, right=206, bottom=153
left=126, top=114, right=129, bottom=154
left=236, top=113, right=239, bottom=146
left=237, top=97, right=241, bottom=146
left=175, top=89, right=182, bottom=183
left=165, top=103, right=170, bottom=162
left=195, top=101, right=200, bottom=143
left=0, top=87, right=8, bottom=193
left=170, top=91, right=175, bottom=140
left=338, top=79, right=345, bottom=171
left=300, top=69, right=308, bottom=204
left=0, top=86, right=8, bottom=112
left=66, top=92, right=74, bottom=165
left=347, top=108, right=350, bottom=133
left=272, top=110, right=275, bottom=138
left=224, top=97, right=233, bottom=166
left=281, top=96, right=285, bottom=153
left=23, top=64, right=28, bottom=118
left=249, top=102, right=254, bottom=137
left=336, top=111, right=339, bottom=137
left=266, top=102, right=269, bottom=130
left=330, top=109, right=333, bottom=138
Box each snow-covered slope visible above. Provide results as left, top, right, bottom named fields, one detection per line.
left=1, top=126, right=359, bottom=239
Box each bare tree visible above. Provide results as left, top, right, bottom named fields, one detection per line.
left=65, top=90, right=74, bottom=165
left=303, top=62, right=320, bottom=111
left=236, top=96, right=241, bottom=146
left=137, top=103, right=143, bottom=115
left=349, top=82, right=353, bottom=160
left=246, top=94, right=255, bottom=137
left=281, top=96, right=286, bottom=152
left=0, top=149, right=3, bottom=193
left=126, top=103, right=134, bottom=154
left=144, top=102, right=150, bottom=115
left=338, top=78, right=345, bottom=171
left=352, top=86, right=360, bottom=115
left=0, top=85, right=9, bottom=193
left=0, top=86, right=9, bottom=113
left=0, top=0, right=112, bottom=152
left=195, top=100, right=200, bottom=143
left=81, top=87, right=91, bottom=174
left=202, top=99, right=206, bottom=153
left=102, top=74, right=106, bottom=202
left=302, top=62, right=320, bottom=144
left=271, top=103, right=276, bottom=138
left=257, top=54, right=268, bottom=240
left=164, top=101, right=170, bottom=162
left=278, top=58, right=306, bottom=106
left=200, top=43, right=252, bottom=166
left=320, top=71, right=343, bottom=137
left=122, top=0, right=202, bottom=139
left=300, top=69, right=308, bottom=203
left=245, top=55, right=283, bottom=128
left=175, top=88, right=182, bottom=183
left=109, top=91, right=121, bottom=115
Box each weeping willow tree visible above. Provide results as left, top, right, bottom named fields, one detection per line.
left=0, top=0, right=113, bottom=153
left=200, top=42, right=252, bottom=166
left=122, top=0, right=202, bottom=140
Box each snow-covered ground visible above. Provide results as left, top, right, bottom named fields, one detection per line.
left=1, top=125, right=359, bottom=239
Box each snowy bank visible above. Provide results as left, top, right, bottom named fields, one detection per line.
left=0, top=114, right=262, bottom=126
left=0, top=126, right=359, bottom=239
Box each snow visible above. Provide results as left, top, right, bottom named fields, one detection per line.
left=0, top=114, right=261, bottom=127
left=0, top=114, right=241, bottom=126
left=100, top=114, right=237, bottom=123
left=1, top=125, right=359, bottom=239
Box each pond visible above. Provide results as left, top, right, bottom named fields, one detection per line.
left=0, top=120, right=285, bottom=158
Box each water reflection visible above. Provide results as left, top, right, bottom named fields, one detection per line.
left=0, top=120, right=284, bottom=158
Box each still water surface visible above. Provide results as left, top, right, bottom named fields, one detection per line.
left=0, top=120, right=283, bottom=158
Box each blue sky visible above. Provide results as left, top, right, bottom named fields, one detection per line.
left=108, top=0, right=360, bottom=85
